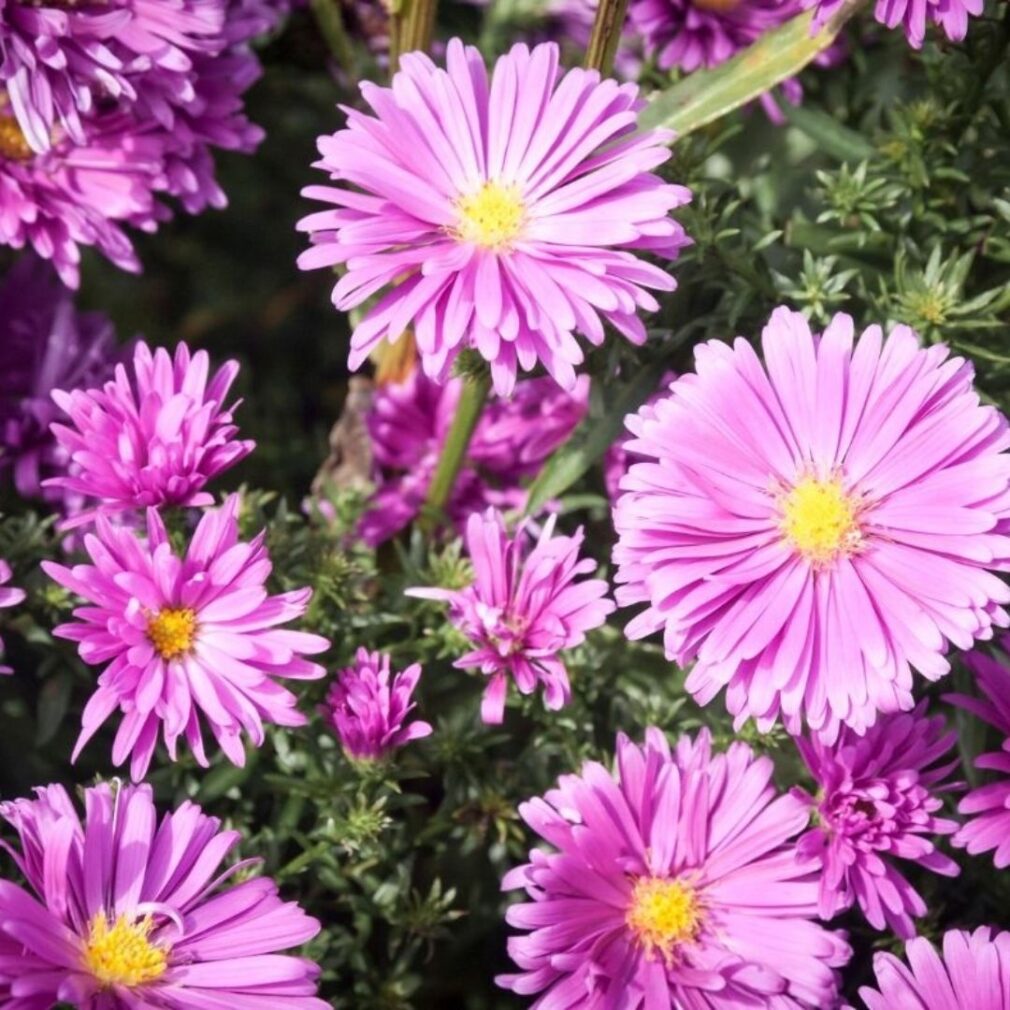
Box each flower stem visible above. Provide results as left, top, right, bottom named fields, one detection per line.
left=583, top=0, right=630, bottom=75
left=389, top=0, right=439, bottom=71
left=419, top=372, right=491, bottom=535
left=310, top=0, right=358, bottom=86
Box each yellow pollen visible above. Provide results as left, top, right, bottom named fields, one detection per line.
left=454, top=181, right=525, bottom=249
left=0, top=113, right=33, bottom=162
left=781, top=477, right=861, bottom=564
left=147, top=607, right=198, bottom=660
left=82, top=913, right=169, bottom=989
left=626, top=877, right=701, bottom=959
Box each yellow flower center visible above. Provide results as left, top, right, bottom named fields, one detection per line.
left=0, top=112, right=33, bottom=162
left=454, top=181, right=525, bottom=250
left=82, top=913, right=169, bottom=989
left=147, top=607, right=198, bottom=660
left=781, top=477, right=862, bottom=564
left=626, top=877, right=701, bottom=960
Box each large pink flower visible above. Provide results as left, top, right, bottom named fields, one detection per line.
left=41, top=494, right=329, bottom=779
left=499, top=728, right=851, bottom=1008
left=0, top=780, right=326, bottom=1010
left=793, top=703, right=961, bottom=938
left=297, top=38, right=690, bottom=396
left=408, top=508, right=614, bottom=723
left=613, top=307, right=1010, bottom=739
left=46, top=340, right=254, bottom=526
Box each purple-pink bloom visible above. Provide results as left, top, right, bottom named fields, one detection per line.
left=41, top=494, right=329, bottom=780
left=361, top=366, right=588, bottom=545
left=603, top=371, right=674, bottom=501
left=613, top=307, right=1010, bottom=740
left=804, top=0, right=982, bottom=48
left=946, top=638, right=1010, bottom=867
left=0, top=253, right=121, bottom=513
left=297, top=39, right=690, bottom=396
left=499, top=728, right=851, bottom=1008
left=408, top=508, right=614, bottom=724
left=0, top=780, right=327, bottom=1010
left=0, top=560, right=25, bottom=675
left=793, top=702, right=961, bottom=939
left=850, top=927, right=1010, bottom=1010
left=322, top=646, right=432, bottom=760
left=45, top=340, right=254, bottom=526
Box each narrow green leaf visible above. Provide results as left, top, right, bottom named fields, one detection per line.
left=524, top=361, right=670, bottom=516
left=779, top=101, right=876, bottom=162
left=639, top=1, right=866, bottom=138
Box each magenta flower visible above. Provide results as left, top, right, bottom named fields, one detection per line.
left=613, top=308, right=1010, bottom=739
left=603, top=371, right=674, bottom=500
left=41, top=494, right=329, bottom=780
left=499, top=728, right=851, bottom=1008
left=946, top=639, right=1010, bottom=867
left=408, top=508, right=614, bottom=723
left=297, top=39, right=690, bottom=396
left=45, top=340, right=254, bottom=526
left=793, top=703, right=961, bottom=939
left=0, top=561, right=25, bottom=675
left=0, top=780, right=326, bottom=1010
left=851, top=927, right=1010, bottom=1010
left=361, top=366, right=588, bottom=545
left=322, top=647, right=432, bottom=760
left=804, top=0, right=982, bottom=48
left=0, top=253, right=121, bottom=512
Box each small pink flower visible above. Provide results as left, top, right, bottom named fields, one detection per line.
left=0, top=561, right=25, bottom=675
left=0, top=780, right=327, bottom=1010
left=409, top=508, right=614, bottom=723
left=946, top=637, right=1010, bottom=867
left=322, top=647, right=432, bottom=760
left=42, top=494, right=329, bottom=780
left=793, top=702, right=961, bottom=938
left=46, top=341, right=255, bottom=526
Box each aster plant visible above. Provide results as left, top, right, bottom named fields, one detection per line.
left=41, top=495, right=329, bottom=779
left=0, top=780, right=327, bottom=1010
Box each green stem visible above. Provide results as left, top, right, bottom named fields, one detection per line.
left=389, top=0, right=439, bottom=71
left=583, top=0, right=630, bottom=75
left=310, top=0, right=358, bottom=87
left=419, top=373, right=491, bottom=534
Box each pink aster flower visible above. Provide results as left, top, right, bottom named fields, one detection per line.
left=41, top=494, right=329, bottom=780
left=0, top=253, right=122, bottom=513
left=851, top=927, right=1010, bottom=1010
left=804, top=0, right=981, bottom=48
left=0, top=780, right=327, bottom=1010
left=361, top=366, right=588, bottom=545
left=0, top=561, right=25, bottom=675
left=321, top=647, right=432, bottom=760
left=603, top=370, right=674, bottom=501
left=499, top=728, right=851, bottom=1008
left=297, top=39, right=691, bottom=396
left=793, top=702, right=961, bottom=939
left=613, top=307, right=1010, bottom=739
left=45, top=340, right=254, bottom=526
left=408, top=508, right=614, bottom=723
left=946, top=638, right=1010, bottom=867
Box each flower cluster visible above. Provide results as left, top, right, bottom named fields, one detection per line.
left=361, top=364, right=588, bottom=544
left=804, top=0, right=982, bottom=49
left=298, top=39, right=690, bottom=395
left=500, top=728, right=851, bottom=1008
left=0, top=780, right=326, bottom=1010
left=322, top=647, right=432, bottom=760
left=613, top=307, right=1010, bottom=740
left=0, top=0, right=281, bottom=285
left=410, top=508, right=614, bottom=723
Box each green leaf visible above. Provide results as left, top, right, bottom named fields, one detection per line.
left=524, top=360, right=671, bottom=516
left=780, top=102, right=876, bottom=162
left=639, top=2, right=866, bottom=138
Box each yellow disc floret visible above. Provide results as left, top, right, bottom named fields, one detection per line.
left=0, top=112, right=33, bottom=162
left=626, top=877, right=701, bottom=960
left=83, top=912, right=169, bottom=989
left=147, top=607, right=198, bottom=660
left=454, top=181, right=525, bottom=250
left=781, top=477, right=862, bottom=564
